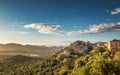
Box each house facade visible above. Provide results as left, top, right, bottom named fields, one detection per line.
left=107, top=39, right=120, bottom=53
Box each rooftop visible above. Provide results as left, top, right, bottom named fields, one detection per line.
left=110, top=39, right=120, bottom=42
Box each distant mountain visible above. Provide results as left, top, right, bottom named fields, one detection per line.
left=0, top=43, right=63, bottom=51
left=0, top=43, right=64, bottom=59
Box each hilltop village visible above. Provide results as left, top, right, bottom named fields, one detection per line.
left=58, top=39, right=120, bottom=58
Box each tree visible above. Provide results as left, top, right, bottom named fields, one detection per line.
left=114, top=50, right=120, bottom=60
left=94, top=47, right=106, bottom=54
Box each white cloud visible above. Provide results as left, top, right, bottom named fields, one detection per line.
left=68, top=31, right=80, bottom=36
left=15, top=31, right=29, bottom=34
left=68, top=22, right=120, bottom=36
left=24, top=22, right=120, bottom=36
left=24, top=23, right=61, bottom=35
left=111, top=7, right=120, bottom=15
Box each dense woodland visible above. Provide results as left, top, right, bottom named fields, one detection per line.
left=0, top=41, right=120, bottom=75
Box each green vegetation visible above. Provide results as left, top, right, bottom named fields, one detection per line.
left=114, top=50, right=120, bottom=60
left=0, top=44, right=120, bottom=75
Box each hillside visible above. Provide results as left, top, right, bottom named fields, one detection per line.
left=0, top=40, right=120, bottom=75
left=3, top=55, right=41, bottom=64
left=0, top=43, right=63, bottom=60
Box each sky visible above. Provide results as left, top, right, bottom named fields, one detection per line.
left=0, top=0, right=120, bottom=46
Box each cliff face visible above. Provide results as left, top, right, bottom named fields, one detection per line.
left=58, top=40, right=93, bottom=58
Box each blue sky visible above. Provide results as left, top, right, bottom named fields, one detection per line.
left=0, top=0, right=120, bottom=46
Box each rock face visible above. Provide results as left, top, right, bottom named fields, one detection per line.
left=58, top=50, right=71, bottom=58
left=71, top=40, right=93, bottom=53
left=58, top=40, right=93, bottom=58
left=71, top=41, right=86, bottom=53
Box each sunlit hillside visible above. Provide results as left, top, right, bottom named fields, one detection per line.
left=0, top=43, right=63, bottom=60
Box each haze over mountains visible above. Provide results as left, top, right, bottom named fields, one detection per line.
left=0, top=43, right=63, bottom=60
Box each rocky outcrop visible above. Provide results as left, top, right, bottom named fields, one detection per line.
left=58, top=40, right=93, bottom=58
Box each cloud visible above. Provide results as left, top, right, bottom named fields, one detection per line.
left=15, top=31, right=29, bottom=34
left=68, top=22, right=120, bottom=36
left=111, top=7, right=120, bottom=15
left=24, top=22, right=120, bottom=36
left=24, top=23, right=61, bottom=35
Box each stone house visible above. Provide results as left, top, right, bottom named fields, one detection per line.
left=106, top=39, right=120, bottom=54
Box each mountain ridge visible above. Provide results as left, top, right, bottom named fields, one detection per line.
left=0, top=43, right=64, bottom=60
